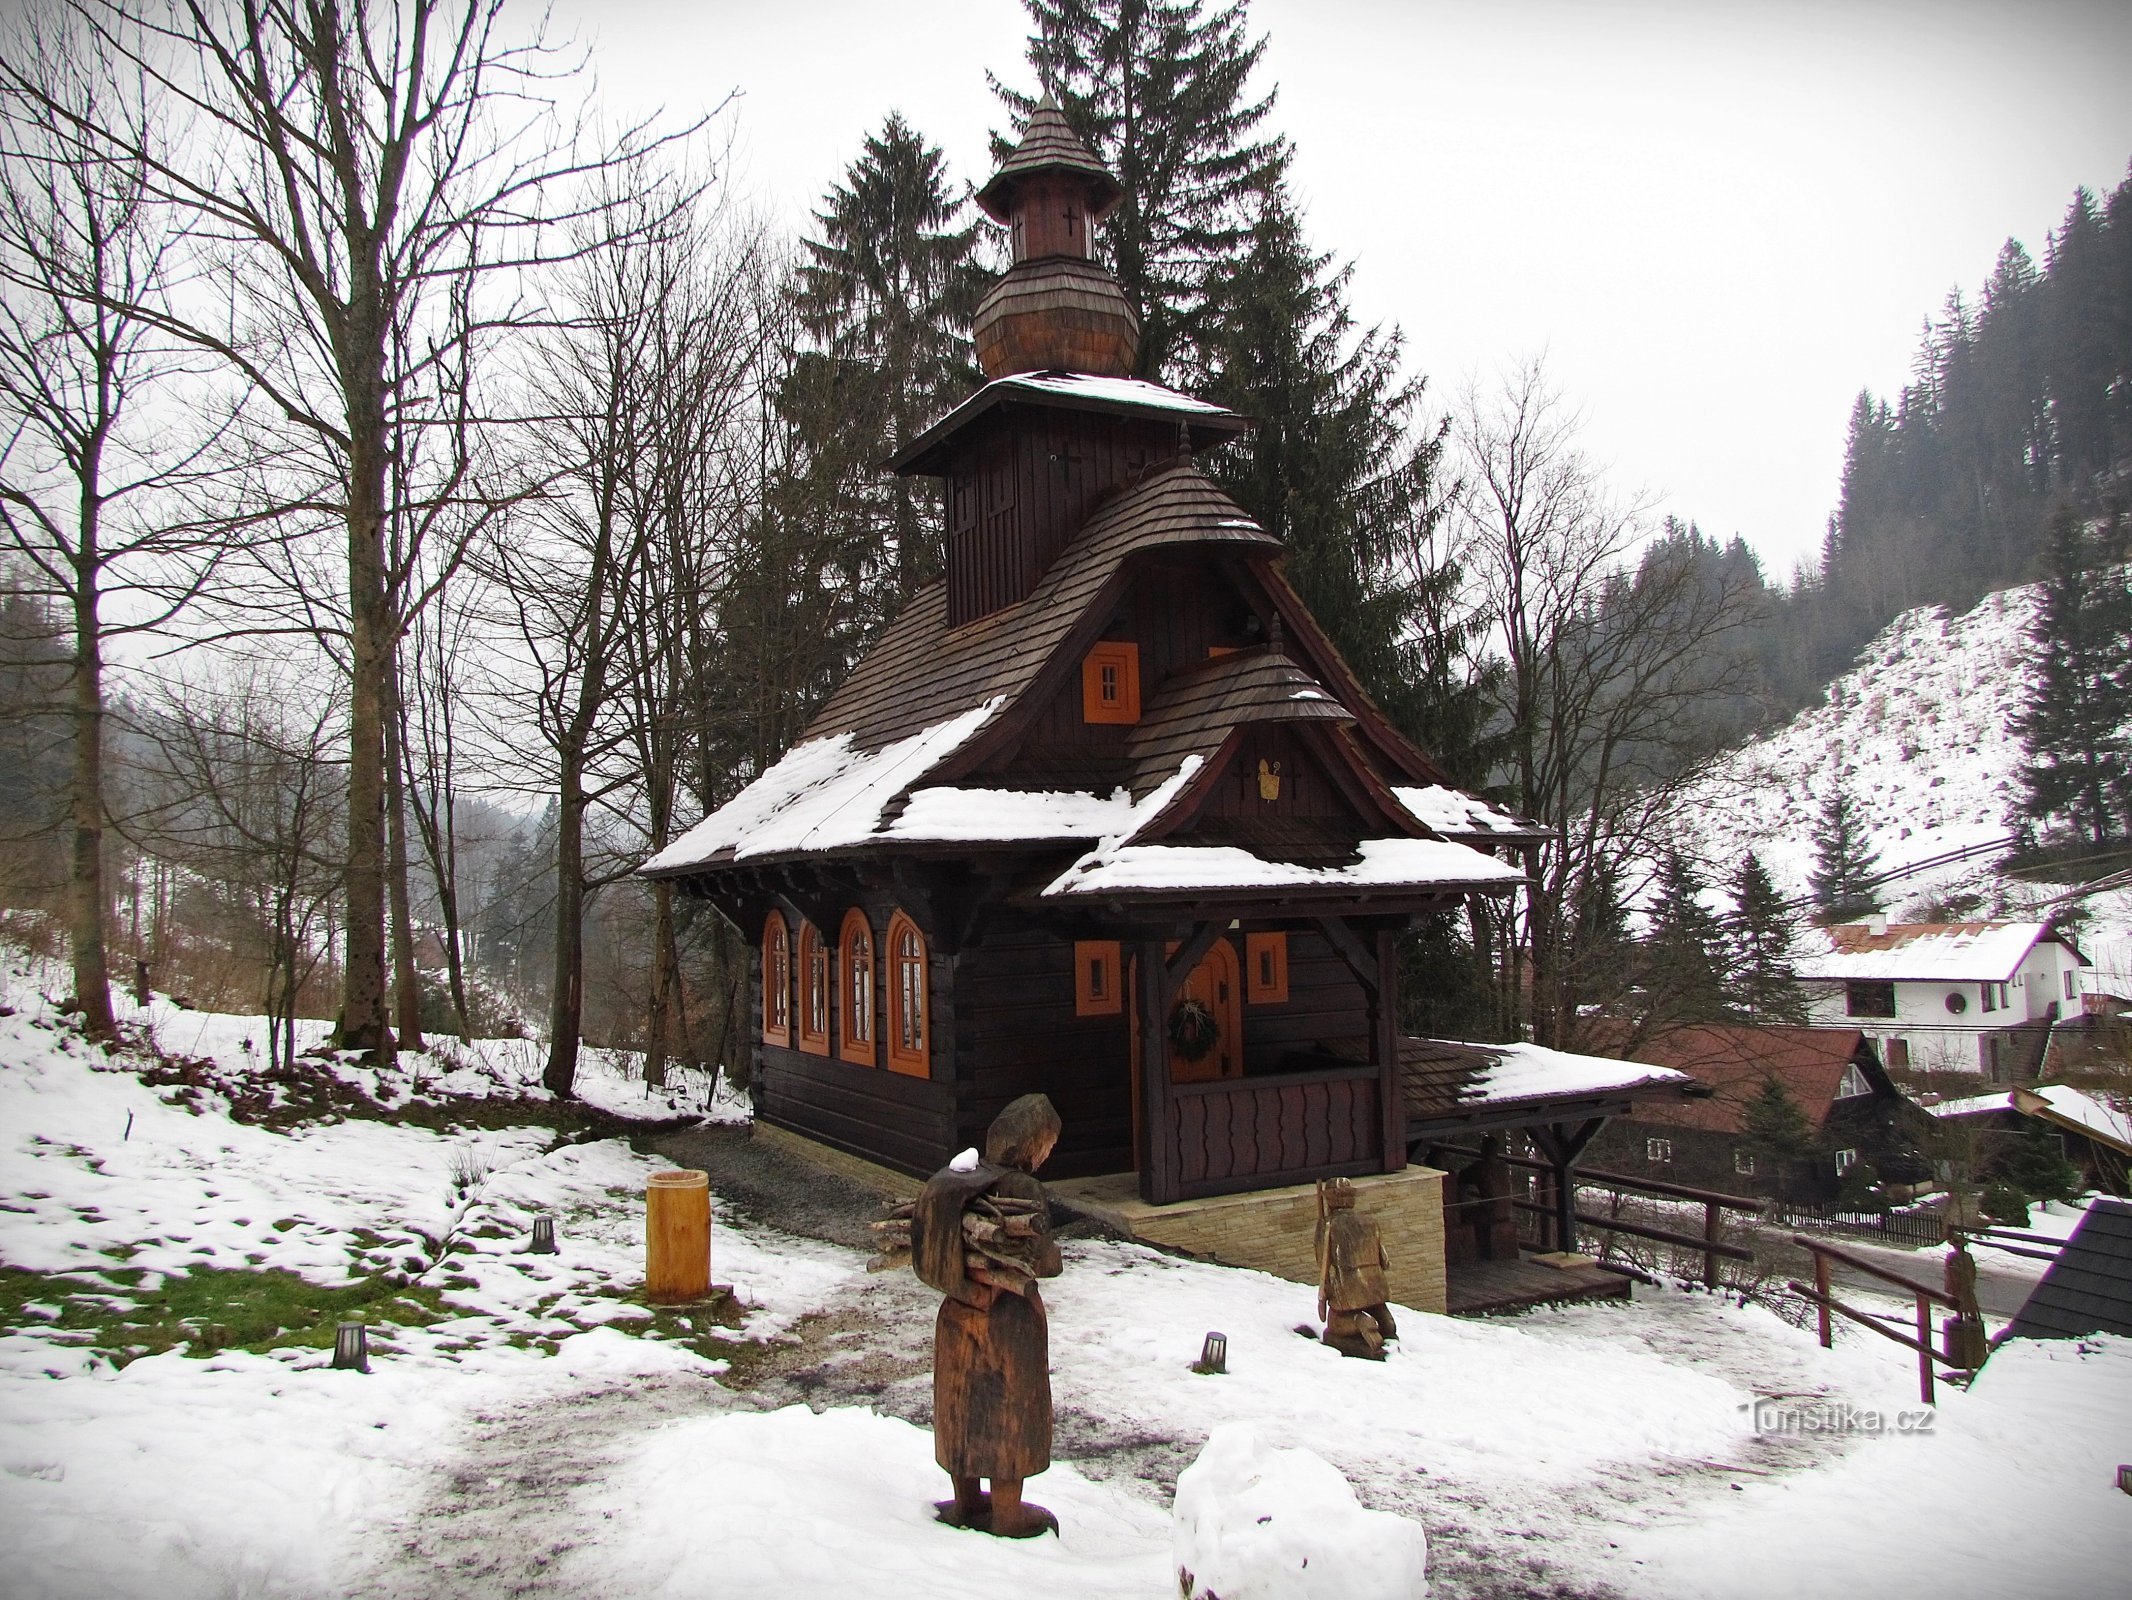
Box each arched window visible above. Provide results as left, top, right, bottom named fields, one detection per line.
left=887, top=912, right=929, bottom=1078
left=839, top=908, right=876, bottom=1066
left=796, top=922, right=829, bottom=1056
left=761, top=913, right=790, bottom=1046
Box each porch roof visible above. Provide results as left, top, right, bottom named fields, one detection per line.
left=1391, top=1036, right=1700, bottom=1138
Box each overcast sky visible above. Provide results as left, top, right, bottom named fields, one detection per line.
left=553, top=0, right=2132, bottom=581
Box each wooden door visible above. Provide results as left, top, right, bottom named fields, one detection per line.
left=1169, top=939, right=1243, bottom=1083
left=1128, top=940, right=1245, bottom=1168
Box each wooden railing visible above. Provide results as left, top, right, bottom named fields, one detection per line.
left=1786, top=1234, right=1974, bottom=1404
left=1452, top=1150, right=1761, bottom=1287
left=1170, top=1063, right=1382, bottom=1200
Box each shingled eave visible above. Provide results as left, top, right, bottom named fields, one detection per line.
left=888, top=371, right=1247, bottom=477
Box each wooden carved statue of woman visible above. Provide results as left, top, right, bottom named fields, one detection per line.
left=911, top=1093, right=1065, bottom=1538
left=1316, top=1176, right=1397, bottom=1360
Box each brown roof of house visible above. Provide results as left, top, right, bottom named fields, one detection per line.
left=1583, top=1023, right=1879, bottom=1135
left=975, top=97, right=1123, bottom=222
left=1123, top=648, right=1352, bottom=800
left=807, top=461, right=1278, bottom=755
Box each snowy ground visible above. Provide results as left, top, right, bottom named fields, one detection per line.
left=1, top=956, right=2126, bottom=1599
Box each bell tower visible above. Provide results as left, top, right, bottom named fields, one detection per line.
left=971, top=97, right=1140, bottom=378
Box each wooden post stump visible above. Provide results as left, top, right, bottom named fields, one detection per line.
left=646, top=1169, right=711, bottom=1304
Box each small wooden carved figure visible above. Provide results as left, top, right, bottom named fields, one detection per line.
left=911, top=1094, right=1065, bottom=1537
left=1316, top=1177, right=1397, bottom=1360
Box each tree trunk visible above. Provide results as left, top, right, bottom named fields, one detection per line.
left=544, top=759, right=585, bottom=1098
left=67, top=540, right=114, bottom=1037
left=644, top=879, right=675, bottom=1089
left=384, top=653, right=424, bottom=1051
left=336, top=352, right=394, bottom=1062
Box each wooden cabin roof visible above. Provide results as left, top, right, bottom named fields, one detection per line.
left=815, top=462, right=1277, bottom=752
left=1376, top=1037, right=1699, bottom=1134
left=1124, top=648, right=1352, bottom=800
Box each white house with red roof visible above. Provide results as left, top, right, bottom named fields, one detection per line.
left=1795, top=919, right=2090, bottom=1080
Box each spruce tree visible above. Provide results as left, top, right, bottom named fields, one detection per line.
left=1741, top=1076, right=1817, bottom=1195
left=2013, top=505, right=2132, bottom=849
left=1726, top=852, right=1806, bottom=1024
left=997, top=0, right=1287, bottom=383
left=792, top=113, right=986, bottom=609
left=1195, top=185, right=1488, bottom=767
left=1643, top=848, right=1729, bottom=1025
left=1808, top=787, right=1882, bottom=923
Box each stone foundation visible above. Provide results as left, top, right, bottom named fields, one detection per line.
left=1048, top=1166, right=1449, bottom=1316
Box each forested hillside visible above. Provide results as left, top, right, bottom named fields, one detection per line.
left=1761, top=169, right=2132, bottom=709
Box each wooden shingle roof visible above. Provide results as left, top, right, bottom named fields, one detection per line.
left=806, top=461, right=1279, bottom=754
left=1124, top=648, right=1351, bottom=800
left=2002, top=1199, right=2132, bottom=1342
left=975, top=97, right=1123, bottom=222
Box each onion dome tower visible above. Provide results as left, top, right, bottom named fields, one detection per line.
left=971, top=97, right=1140, bottom=378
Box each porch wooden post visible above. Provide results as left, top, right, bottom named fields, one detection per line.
left=1373, top=929, right=1404, bottom=1173
left=1136, top=939, right=1178, bottom=1205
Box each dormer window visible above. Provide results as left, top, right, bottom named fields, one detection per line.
left=1082, top=640, right=1140, bottom=724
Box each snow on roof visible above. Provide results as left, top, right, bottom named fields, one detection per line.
left=1392, top=784, right=1542, bottom=839
left=2021, top=1084, right=2132, bottom=1153
left=1043, top=833, right=1523, bottom=899
left=886, top=784, right=1132, bottom=843
left=643, top=699, right=1003, bottom=872
left=1455, top=1041, right=1692, bottom=1106
left=1922, top=1084, right=2132, bottom=1152
left=1793, top=921, right=2070, bottom=983
left=994, top=371, right=1236, bottom=416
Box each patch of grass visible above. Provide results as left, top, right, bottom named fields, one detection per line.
left=0, top=1263, right=449, bottom=1367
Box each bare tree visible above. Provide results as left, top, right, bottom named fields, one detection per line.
left=0, top=10, right=225, bottom=1036
left=613, top=219, right=773, bottom=1087
left=136, top=661, right=346, bottom=1070
left=1453, top=360, right=1756, bottom=1051
left=44, top=0, right=684, bottom=1062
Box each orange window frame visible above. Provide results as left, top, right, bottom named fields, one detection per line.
left=796, top=921, right=829, bottom=1055
left=1074, top=940, right=1122, bottom=1016
left=839, top=908, right=876, bottom=1067
left=1245, top=932, right=1289, bottom=1004
left=762, top=913, right=791, bottom=1045
left=1081, top=640, right=1140, bottom=724
left=887, top=912, right=930, bottom=1077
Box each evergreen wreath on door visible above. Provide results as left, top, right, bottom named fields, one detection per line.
left=1167, top=996, right=1221, bottom=1062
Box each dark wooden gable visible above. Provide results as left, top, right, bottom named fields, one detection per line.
left=941, top=405, right=1181, bottom=626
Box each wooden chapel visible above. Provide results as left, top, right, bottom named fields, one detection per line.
left=643, top=102, right=1550, bottom=1210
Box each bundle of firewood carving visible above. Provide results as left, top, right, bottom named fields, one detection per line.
left=866, top=1193, right=1046, bottom=1285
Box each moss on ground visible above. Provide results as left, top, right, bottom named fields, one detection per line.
left=0, top=1263, right=448, bottom=1366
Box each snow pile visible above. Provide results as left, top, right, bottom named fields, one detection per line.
left=1173, top=1422, right=1428, bottom=1600
left=565, top=1406, right=1174, bottom=1599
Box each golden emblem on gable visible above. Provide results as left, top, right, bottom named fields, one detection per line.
left=1257, top=758, right=1282, bottom=801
